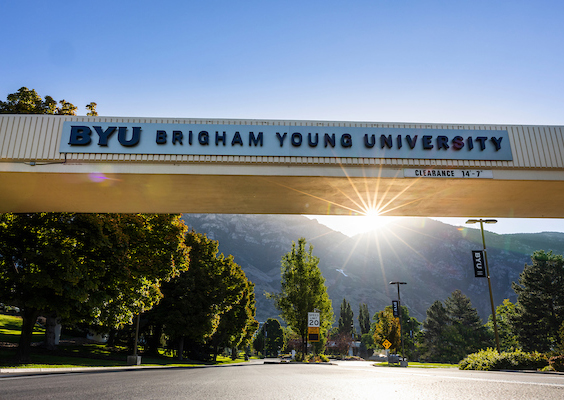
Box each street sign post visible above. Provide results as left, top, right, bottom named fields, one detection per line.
left=308, top=312, right=320, bottom=327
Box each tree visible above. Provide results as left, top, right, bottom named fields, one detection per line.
left=269, top=238, right=333, bottom=356
left=148, top=231, right=221, bottom=358
left=444, top=289, right=491, bottom=360
left=0, top=86, right=94, bottom=115
left=338, top=298, right=354, bottom=335
left=419, top=291, right=491, bottom=363
left=0, top=87, right=54, bottom=114
left=372, top=304, right=420, bottom=358
left=511, top=251, right=564, bottom=352
left=419, top=300, right=452, bottom=362
left=281, top=326, right=301, bottom=354
left=328, top=331, right=353, bottom=357
left=56, top=100, right=77, bottom=115
left=86, top=102, right=98, bottom=116
left=0, top=213, right=189, bottom=362
left=358, top=303, right=370, bottom=335
left=145, top=231, right=257, bottom=361
left=487, top=299, right=519, bottom=351
left=359, top=333, right=374, bottom=359
left=208, top=258, right=258, bottom=361
left=83, top=214, right=189, bottom=330
left=372, top=306, right=401, bottom=352
left=253, top=318, right=284, bottom=357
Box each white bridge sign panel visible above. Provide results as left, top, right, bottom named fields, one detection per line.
left=403, top=169, right=493, bottom=179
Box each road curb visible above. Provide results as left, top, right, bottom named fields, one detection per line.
left=263, top=360, right=336, bottom=366
left=0, top=365, right=172, bottom=375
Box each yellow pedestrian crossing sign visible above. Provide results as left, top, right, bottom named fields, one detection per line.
left=382, top=339, right=392, bottom=349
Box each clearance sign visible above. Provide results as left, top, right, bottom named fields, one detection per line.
left=59, top=122, right=513, bottom=161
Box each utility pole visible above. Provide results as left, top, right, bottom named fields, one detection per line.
left=466, top=218, right=501, bottom=353
left=390, top=281, right=407, bottom=363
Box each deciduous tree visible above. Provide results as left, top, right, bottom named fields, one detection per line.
left=372, top=306, right=400, bottom=352
left=145, top=231, right=257, bottom=361
left=269, top=238, right=333, bottom=356
left=0, top=213, right=189, bottom=362
left=209, top=257, right=258, bottom=361
left=0, top=87, right=93, bottom=115
left=487, top=299, right=519, bottom=351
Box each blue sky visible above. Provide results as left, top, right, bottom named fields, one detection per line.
left=1, top=1, right=563, bottom=235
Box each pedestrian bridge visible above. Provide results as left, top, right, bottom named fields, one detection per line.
left=0, top=115, right=563, bottom=218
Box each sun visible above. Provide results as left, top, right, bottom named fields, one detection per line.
left=357, top=208, right=395, bottom=233
left=305, top=208, right=400, bottom=237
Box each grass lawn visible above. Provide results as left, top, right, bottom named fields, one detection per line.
left=0, top=313, right=249, bottom=369
left=0, top=313, right=45, bottom=343
left=0, top=346, right=249, bottom=369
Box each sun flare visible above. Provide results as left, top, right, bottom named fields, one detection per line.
left=361, top=208, right=385, bottom=230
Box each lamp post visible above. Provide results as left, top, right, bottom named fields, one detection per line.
left=389, top=281, right=407, bottom=361
left=466, top=218, right=501, bottom=353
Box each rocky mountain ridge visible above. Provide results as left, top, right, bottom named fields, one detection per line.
left=181, top=214, right=564, bottom=326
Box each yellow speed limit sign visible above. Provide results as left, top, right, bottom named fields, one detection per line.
left=382, top=339, right=392, bottom=349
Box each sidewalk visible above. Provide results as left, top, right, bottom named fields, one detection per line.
left=0, top=359, right=267, bottom=376
left=0, top=358, right=340, bottom=375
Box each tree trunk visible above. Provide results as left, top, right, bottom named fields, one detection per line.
left=146, top=324, right=163, bottom=356
left=107, top=329, right=117, bottom=347
left=177, top=336, right=184, bottom=360
left=44, top=312, right=60, bottom=350
left=16, top=307, right=40, bottom=363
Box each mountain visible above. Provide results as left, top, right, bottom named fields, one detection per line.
left=181, top=214, right=564, bottom=326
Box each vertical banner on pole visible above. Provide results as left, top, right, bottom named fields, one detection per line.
left=392, top=300, right=400, bottom=317
left=472, top=250, right=487, bottom=278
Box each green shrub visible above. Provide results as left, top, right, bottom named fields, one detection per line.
left=459, top=348, right=498, bottom=370
left=459, top=349, right=548, bottom=371
left=549, top=355, right=564, bottom=372
left=304, top=354, right=330, bottom=363
left=318, top=354, right=330, bottom=362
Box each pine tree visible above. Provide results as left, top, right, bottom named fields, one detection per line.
left=338, top=298, right=354, bottom=335
left=420, top=300, right=451, bottom=362
left=358, top=303, right=370, bottom=335
left=420, top=291, right=491, bottom=363
left=511, top=250, right=564, bottom=352
left=444, top=289, right=491, bottom=360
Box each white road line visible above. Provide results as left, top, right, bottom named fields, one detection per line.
left=341, top=365, right=564, bottom=388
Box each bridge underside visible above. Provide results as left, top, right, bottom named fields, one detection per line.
left=1, top=166, right=563, bottom=218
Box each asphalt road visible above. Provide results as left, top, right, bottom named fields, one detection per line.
left=1, top=360, right=564, bottom=400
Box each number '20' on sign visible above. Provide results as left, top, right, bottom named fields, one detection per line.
left=308, top=312, right=320, bottom=327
